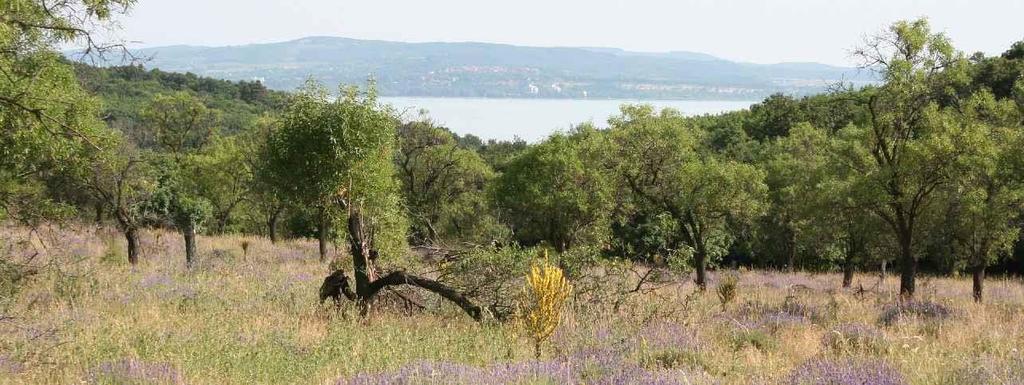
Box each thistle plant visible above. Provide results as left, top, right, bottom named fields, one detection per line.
left=521, top=250, right=573, bottom=358
left=716, top=272, right=739, bottom=311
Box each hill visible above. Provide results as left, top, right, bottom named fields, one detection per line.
left=93, top=37, right=875, bottom=100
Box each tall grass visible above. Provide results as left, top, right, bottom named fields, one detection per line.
left=1, top=223, right=1022, bottom=384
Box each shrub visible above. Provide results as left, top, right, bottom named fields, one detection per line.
left=729, top=328, right=777, bottom=351
left=520, top=253, right=573, bottom=358
left=878, top=301, right=953, bottom=326
left=716, top=272, right=739, bottom=311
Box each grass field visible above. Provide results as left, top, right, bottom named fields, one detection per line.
left=1, top=224, right=1023, bottom=384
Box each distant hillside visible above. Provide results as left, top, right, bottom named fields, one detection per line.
left=87, top=37, right=875, bottom=100
left=72, top=63, right=287, bottom=134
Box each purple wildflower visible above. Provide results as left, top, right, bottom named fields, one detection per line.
left=88, top=358, right=183, bottom=384
left=787, top=358, right=906, bottom=385
left=878, top=301, right=953, bottom=326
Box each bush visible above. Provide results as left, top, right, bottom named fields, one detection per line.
left=716, top=272, right=739, bottom=311
left=520, top=255, right=573, bottom=358
left=878, top=301, right=953, bottom=326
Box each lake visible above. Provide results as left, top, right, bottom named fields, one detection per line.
left=381, top=97, right=755, bottom=142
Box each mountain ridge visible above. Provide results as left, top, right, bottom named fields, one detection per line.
left=85, top=36, right=874, bottom=100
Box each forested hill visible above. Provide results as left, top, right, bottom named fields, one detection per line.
left=72, top=63, right=288, bottom=134
left=89, top=37, right=875, bottom=100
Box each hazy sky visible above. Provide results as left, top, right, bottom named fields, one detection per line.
left=116, top=0, right=1022, bottom=66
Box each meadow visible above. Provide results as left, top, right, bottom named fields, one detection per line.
left=1, top=223, right=1022, bottom=385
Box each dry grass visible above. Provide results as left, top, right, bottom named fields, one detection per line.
left=1, top=223, right=1022, bottom=384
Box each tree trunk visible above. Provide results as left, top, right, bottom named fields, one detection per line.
left=268, top=207, right=282, bottom=244
left=348, top=211, right=371, bottom=298
left=842, top=237, right=855, bottom=288
left=694, top=249, right=708, bottom=291
left=94, top=202, right=105, bottom=224
left=972, top=264, right=985, bottom=303
left=786, top=231, right=796, bottom=273
left=184, top=221, right=197, bottom=269
left=842, top=258, right=855, bottom=288
left=125, top=227, right=140, bottom=265
left=318, top=209, right=329, bottom=262
left=898, top=233, right=915, bottom=298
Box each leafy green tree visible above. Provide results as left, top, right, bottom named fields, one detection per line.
left=396, top=120, right=501, bottom=244
left=0, top=0, right=132, bottom=222
left=759, top=123, right=830, bottom=272
left=838, top=19, right=979, bottom=297
left=139, top=91, right=220, bottom=152
left=266, top=81, right=483, bottom=319
left=610, top=105, right=767, bottom=290
left=189, top=134, right=252, bottom=234
left=79, top=139, right=158, bottom=264
left=492, top=126, right=613, bottom=251
left=263, top=79, right=406, bottom=264
left=247, top=115, right=290, bottom=242
left=945, top=92, right=1024, bottom=302
left=146, top=157, right=213, bottom=268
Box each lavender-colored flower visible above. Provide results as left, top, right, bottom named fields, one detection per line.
left=335, top=348, right=717, bottom=385
left=0, top=354, right=24, bottom=374
left=139, top=273, right=174, bottom=289
left=88, top=358, right=184, bottom=384
left=637, top=321, right=705, bottom=353
left=787, top=358, right=906, bottom=385
left=878, top=301, right=953, bottom=326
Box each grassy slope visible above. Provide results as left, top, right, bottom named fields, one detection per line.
left=1, top=224, right=1023, bottom=384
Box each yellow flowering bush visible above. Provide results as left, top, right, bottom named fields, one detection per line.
left=520, top=251, right=573, bottom=358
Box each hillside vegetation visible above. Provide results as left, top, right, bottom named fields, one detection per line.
left=3, top=2, right=1024, bottom=384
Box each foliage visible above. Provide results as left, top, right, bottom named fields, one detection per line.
left=492, top=126, right=613, bottom=251
left=263, top=80, right=407, bottom=260
left=609, top=105, right=767, bottom=287
left=396, top=120, right=502, bottom=244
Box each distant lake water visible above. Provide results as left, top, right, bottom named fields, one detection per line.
left=381, top=97, right=755, bottom=142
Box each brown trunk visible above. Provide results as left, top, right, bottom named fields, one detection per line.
left=184, top=221, right=197, bottom=269
left=842, top=259, right=855, bottom=288
left=842, top=237, right=855, bottom=288
left=318, top=209, right=329, bottom=262
left=268, top=208, right=281, bottom=244
left=694, top=248, right=708, bottom=291
left=786, top=232, right=796, bottom=273
left=898, top=234, right=915, bottom=298
left=972, top=264, right=985, bottom=303
left=347, top=211, right=371, bottom=298
left=125, top=227, right=140, bottom=265
left=94, top=202, right=105, bottom=224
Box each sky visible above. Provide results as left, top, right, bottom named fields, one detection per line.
left=115, top=0, right=1023, bottom=67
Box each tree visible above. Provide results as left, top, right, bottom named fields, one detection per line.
left=492, top=126, right=613, bottom=251
left=947, top=92, right=1024, bottom=302
left=80, top=139, right=158, bottom=264
left=247, top=115, right=289, bottom=242
left=138, top=91, right=219, bottom=152
left=610, top=105, right=767, bottom=290
left=189, top=134, right=252, bottom=234
left=1, top=0, right=133, bottom=222
left=396, top=120, right=500, bottom=244
left=268, top=81, right=484, bottom=319
left=146, top=156, right=213, bottom=269
left=840, top=19, right=976, bottom=297
left=760, top=123, right=831, bottom=272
